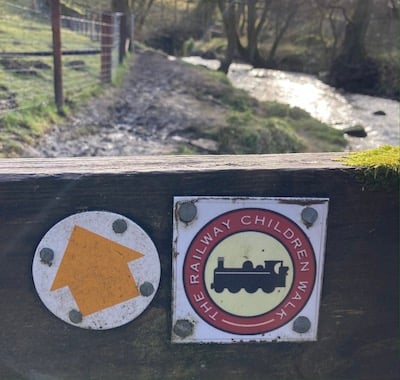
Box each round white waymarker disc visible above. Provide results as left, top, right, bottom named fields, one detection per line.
left=32, top=211, right=161, bottom=330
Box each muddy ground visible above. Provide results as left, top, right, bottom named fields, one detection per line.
left=23, top=48, right=226, bottom=157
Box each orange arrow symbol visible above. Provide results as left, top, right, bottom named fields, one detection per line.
left=51, top=225, right=144, bottom=316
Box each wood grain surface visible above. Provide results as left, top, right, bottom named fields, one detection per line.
left=0, top=154, right=398, bottom=380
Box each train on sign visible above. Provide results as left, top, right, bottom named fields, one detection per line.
left=210, top=258, right=289, bottom=294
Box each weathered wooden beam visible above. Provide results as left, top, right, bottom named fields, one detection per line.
left=0, top=153, right=345, bottom=176
left=0, top=153, right=398, bottom=380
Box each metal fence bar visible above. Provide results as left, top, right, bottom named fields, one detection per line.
left=100, top=12, right=113, bottom=84
left=50, top=0, right=63, bottom=114
left=61, top=15, right=102, bottom=42
left=0, top=50, right=101, bottom=57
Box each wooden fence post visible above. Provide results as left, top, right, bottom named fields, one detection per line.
left=119, top=14, right=127, bottom=64
left=129, top=14, right=135, bottom=52
left=50, top=0, right=63, bottom=114
left=101, top=12, right=113, bottom=83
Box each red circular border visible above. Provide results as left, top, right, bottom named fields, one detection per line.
left=183, top=208, right=316, bottom=335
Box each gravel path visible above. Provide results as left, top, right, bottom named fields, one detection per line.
left=22, top=49, right=224, bottom=157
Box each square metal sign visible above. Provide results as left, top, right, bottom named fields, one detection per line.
left=172, top=197, right=329, bottom=343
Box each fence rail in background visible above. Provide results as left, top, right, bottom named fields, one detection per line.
left=0, top=0, right=131, bottom=118
left=61, top=15, right=101, bottom=42
left=0, top=153, right=398, bottom=379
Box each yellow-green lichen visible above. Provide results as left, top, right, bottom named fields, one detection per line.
left=338, top=145, right=400, bottom=190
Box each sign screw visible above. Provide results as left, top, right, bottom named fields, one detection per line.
left=173, top=319, right=194, bottom=338
left=40, top=248, right=54, bottom=266
left=301, top=207, right=318, bottom=228
left=139, top=282, right=155, bottom=297
left=69, top=309, right=83, bottom=324
left=178, top=202, right=197, bottom=223
left=112, top=219, right=128, bottom=234
left=293, top=316, right=311, bottom=333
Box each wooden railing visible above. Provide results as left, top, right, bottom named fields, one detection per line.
left=0, top=153, right=398, bottom=380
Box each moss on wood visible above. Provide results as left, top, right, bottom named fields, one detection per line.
left=338, top=145, right=400, bottom=190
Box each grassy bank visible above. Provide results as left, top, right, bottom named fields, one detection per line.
left=0, top=0, right=102, bottom=156
left=175, top=64, right=346, bottom=154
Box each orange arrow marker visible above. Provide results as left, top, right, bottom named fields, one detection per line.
left=51, top=225, right=144, bottom=316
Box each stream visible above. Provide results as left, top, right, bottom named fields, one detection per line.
left=183, top=57, right=399, bottom=151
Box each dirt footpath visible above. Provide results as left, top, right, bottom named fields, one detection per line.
left=23, top=49, right=224, bottom=157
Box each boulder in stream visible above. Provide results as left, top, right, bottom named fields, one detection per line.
left=343, top=125, right=368, bottom=138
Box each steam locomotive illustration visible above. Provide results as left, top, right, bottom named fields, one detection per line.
left=210, top=257, right=289, bottom=294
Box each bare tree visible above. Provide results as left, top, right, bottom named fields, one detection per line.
left=338, top=0, right=373, bottom=64
left=217, top=0, right=305, bottom=71
left=244, top=0, right=270, bottom=65
left=111, top=0, right=155, bottom=41
left=329, top=0, right=378, bottom=91
left=266, top=0, right=303, bottom=65
left=217, top=0, right=240, bottom=73
left=217, top=0, right=270, bottom=71
left=311, top=0, right=350, bottom=62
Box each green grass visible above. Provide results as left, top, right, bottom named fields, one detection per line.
left=191, top=37, right=227, bottom=58
left=177, top=63, right=346, bottom=154
left=0, top=102, right=62, bottom=156
left=0, top=0, right=105, bottom=156
left=217, top=112, right=305, bottom=154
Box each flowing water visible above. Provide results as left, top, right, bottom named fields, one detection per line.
left=183, top=57, right=400, bottom=151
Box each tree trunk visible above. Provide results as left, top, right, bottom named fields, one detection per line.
left=329, top=0, right=379, bottom=92
left=339, top=0, right=372, bottom=64
left=111, top=0, right=155, bottom=43
left=267, top=5, right=298, bottom=65
left=218, top=0, right=238, bottom=73
left=244, top=0, right=269, bottom=66
left=246, top=0, right=257, bottom=63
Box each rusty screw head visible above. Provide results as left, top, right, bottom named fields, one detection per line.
left=112, top=219, right=128, bottom=234
left=173, top=319, right=194, bottom=338
left=40, top=248, right=54, bottom=266
left=178, top=202, right=197, bottom=223
left=139, top=282, right=155, bottom=297
left=301, top=207, right=318, bottom=228
left=293, top=316, right=311, bottom=333
left=69, top=309, right=83, bottom=324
